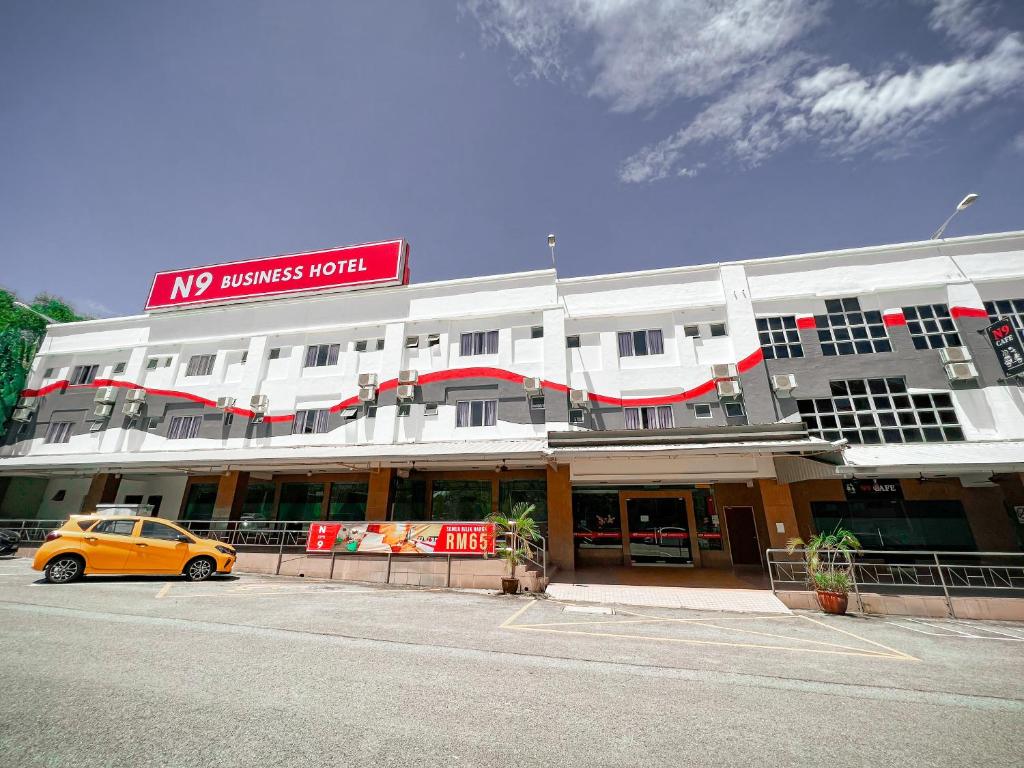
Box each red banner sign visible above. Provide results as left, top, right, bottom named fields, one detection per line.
left=145, top=239, right=409, bottom=310
left=305, top=522, right=496, bottom=556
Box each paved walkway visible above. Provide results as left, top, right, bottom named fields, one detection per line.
left=545, top=582, right=791, bottom=613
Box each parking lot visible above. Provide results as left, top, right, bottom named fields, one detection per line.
left=1, top=556, right=1022, bottom=767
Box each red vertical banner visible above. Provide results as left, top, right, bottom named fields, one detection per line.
left=306, top=523, right=343, bottom=552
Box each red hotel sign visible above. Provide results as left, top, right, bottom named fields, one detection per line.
left=145, top=239, right=409, bottom=310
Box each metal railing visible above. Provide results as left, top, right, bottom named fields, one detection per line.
left=768, top=547, right=1024, bottom=618
left=0, top=519, right=65, bottom=544
left=504, top=531, right=548, bottom=581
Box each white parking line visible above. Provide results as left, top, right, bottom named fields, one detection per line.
left=887, top=617, right=1024, bottom=640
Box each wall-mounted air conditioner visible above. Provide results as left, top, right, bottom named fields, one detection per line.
left=358, top=386, right=377, bottom=402
left=340, top=407, right=359, bottom=419
left=771, top=374, right=797, bottom=393
left=397, top=384, right=416, bottom=401
left=424, top=403, right=438, bottom=416
left=12, top=407, right=33, bottom=422
left=939, top=346, right=972, bottom=364
left=250, top=394, right=268, bottom=412
left=945, top=362, right=978, bottom=382
left=216, top=396, right=236, bottom=409
left=94, top=403, right=113, bottom=418
left=93, top=387, right=117, bottom=403
left=125, top=389, right=147, bottom=402
left=399, top=369, right=418, bottom=384
left=357, top=373, right=378, bottom=387
left=711, top=364, right=737, bottom=379
left=123, top=401, right=144, bottom=417
left=716, top=379, right=742, bottom=398
left=16, top=396, right=37, bottom=410
left=523, top=377, right=543, bottom=393
left=569, top=388, right=591, bottom=407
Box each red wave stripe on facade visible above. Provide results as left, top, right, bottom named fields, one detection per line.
left=882, top=312, right=907, bottom=327
left=950, top=306, right=988, bottom=319
left=19, top=352, right=765, bottom=417
left=795, top=316, right=817, bottom=330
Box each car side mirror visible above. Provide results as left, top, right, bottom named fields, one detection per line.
left=176, top=534, right=191, bottom=543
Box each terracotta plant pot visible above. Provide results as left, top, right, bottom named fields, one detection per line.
left=500, top=577, right=520, bottom=595
left=816, top=589, right=849, bottom=615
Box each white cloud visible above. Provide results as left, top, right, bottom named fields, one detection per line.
left=466, top=0, right=1024, bottom=182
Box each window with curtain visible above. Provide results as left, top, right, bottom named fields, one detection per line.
left=185, top=354, right=216, bottom=376
left=167, top=415, right=203, bottom=439
left=456, top=399, right=497, bottom=427
left=327, top=482, right=369, bottom=521
left=431, top=481, right=492, bottom=521
left=277, top=482, right=325, bottom=521
left=459, top=330, right=499, bottom=356
left=623, top=405, right=673, bottom=430
left=293, top=409, right=330, bottom=434
left=617, top=329, right=664, bottom=357
left=304, top=343, right=340, bottom=367
left=44, top=422, right=74, bottom=444
left=69, top=364, right=98, bottom=385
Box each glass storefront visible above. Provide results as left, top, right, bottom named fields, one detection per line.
left=812, top=500, right=975, bottom=551
left=278, top=482, right=325, bottom=522
left=431, top=480, right=492, bottom=521
left=241, top=482, right=275, bottom=522
left=572, top=489, right=623, bottom=555
left=390, top=477, right=427, bottom=520
left=181, top=483, right=217, bottom=521
left=498, top=479, right=547, bottom=524
left=328, top=482, right=369, bottom=521
left=693, top=488, right=722, bottom=551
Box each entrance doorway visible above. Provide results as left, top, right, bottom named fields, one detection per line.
left=620, top=492, right=698, bottom=567
left=724, top=506, right=762, bottom=566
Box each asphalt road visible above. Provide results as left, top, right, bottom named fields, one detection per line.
left=1, top=557, right=1022, bottom=768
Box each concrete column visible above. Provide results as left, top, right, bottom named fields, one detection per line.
left=365, top=468, right=393, bottom=520
left=81, top=473, right=121, bottom=513
left=757, top=478, right=800, bottom=549
left=546, top=464, right=574, bottom=572
left=212, top=471, right=249, bottom=521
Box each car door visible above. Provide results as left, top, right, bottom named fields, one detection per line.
left=81, top=519, right=139, bottom=571
left=131, top=520, right=192, bottom=573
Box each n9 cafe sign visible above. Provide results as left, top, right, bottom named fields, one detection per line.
left=306, top=522, right=496, bottom=556
left=145, top=239, right=410, bottom=310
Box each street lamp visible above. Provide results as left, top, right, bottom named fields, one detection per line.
left=547, top=233, right=557, bottom=269
left=13, top=301, right=57, bottom=324
left=930, top=193, right=979, bottom=240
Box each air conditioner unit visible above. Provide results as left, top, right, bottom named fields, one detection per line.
left=93, top=386, right=117, bottom=403
left=945, top=362, right=978, bottom=382
left=216, top=396, right=236, bottom=409
left=358, top=385, right=377, bottom=402
left=711, top=364, right=737, bottom=379
left=122, top=401, right=144, bottom=417
left=771, top=373, right=797, bottom=393
left=12, top=407, right=33, bottom=422
left=424, top=402, right=438, bottom=416
left=94, top=403, right=113, bottom=418
left=340, top=406, right=359, bottom=419
left=397, top=384, right=416, bottom=401
left=523, top=377, right=543, bottom=393
left=357, top=373, right=378, bottom=387
left=716, top=379, right=742, bottom=398
left=250, top=394, right=268, bottom=412
left=939, top=346, right=972, bottom=364
left=16, top=396, right=37, bottom=410
left=125, top=389, right=147, bottom=402
left=399, top=369, right=418, bottom=384
left=569, top=388, right=591, bottom=407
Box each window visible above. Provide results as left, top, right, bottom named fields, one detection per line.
left=683, top=325, right=700, bottom=338
left=427, top=334, right=440, bottom=347
left=459, top=330, right=498, bottom=356
left=456, top=399, right=497, bottom=427
left=69, top=365, right=98, bottom=385
left=902, top=304, right=962, bottom=350
left=397, top=404, right=412, bottom=417
left=341, top=406, right=359, bottom=420
left=405, top=336, right=419, bottom=348
left=694, top=403, right=713, bottom=419
left=985, top=299, right=1024, bottom=336
left=375, top=338, right=385, bottom=351
left=424, top=402, right=438, bottom=416
left=304, top=344, right=340, bottom=368
left=278, top=482, right=325, bottom=521
left=617, top=329, right=665, bottom=357
left=147, top=495, right=163, bottom=516
left=724, top=402, right=745, bottom=418
left=499, top=479, right=548, bottom=524
left=623, top=405, right=673, bottom=430
left=815, top=297, right=891, bottom=356
left=43, top=367, right=54, bottom=378
left=431, top=480, right=492, bottom=521
left=51, top=489, right=66, bottom=501
left=531, top=326, right=544, bottom=339
left=328, top=482, right=369, bottom=521
left=185, top=354, right=216, bottom=377
left=141, top=521, right=186, bottom=541
left=569, top=408, right=586, bottom=425
left=268, top=348, right=282, bottom=360
left=181, top=482, right=217, bottom=521
left=146, top=358, right=159, bottom=370
left=93, top=519, right=137, bottom=536
left=240, top=352, right=248, bottom=364
left=242, top=483, right=275, bottom=522
left=146, top=417, right=159, bottom=430
left=709, top=323, right=727, bottom=337
left=566, top=335, right=581, bottom=348
left=354, top=340, right=367, bottom=352
left=797, top=377, right=964, bottom=444
left=113, top=362, right=126, bottom=375
left=167, top=415, right=202, bottom=440
left=529, top=395, right=545, bottom=410
left=365, top=405, right=378, bottom=418
left=124, top=495, right=144, bottom=505
left=756, top=316, right=803, bottom=359
left=293, top=409, right=330, bottom=434
left=44, top=421, right=74, bottom=444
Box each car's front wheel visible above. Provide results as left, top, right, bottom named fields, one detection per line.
left=184, top=556, right=215, bottom=582
left=44, top=555, right=84, bottom=584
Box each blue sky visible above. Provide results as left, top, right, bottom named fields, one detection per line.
left=1, top=1, right=1022, bottom=317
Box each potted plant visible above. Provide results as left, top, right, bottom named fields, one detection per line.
left=786, top=527, right=861, bottom=615
left=489, top=501, right=541, bottom=595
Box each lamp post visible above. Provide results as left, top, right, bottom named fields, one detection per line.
left=13, top=301, right=58, bottom=325
left=547, top=233, right=557, bottom=270
left=930, top=193, right=979, bottom=240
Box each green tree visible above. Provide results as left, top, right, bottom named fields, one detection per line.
left=0, top=290, right=85, bottom=435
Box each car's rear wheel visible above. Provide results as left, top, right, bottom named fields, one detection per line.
left=45, top=555, right=84, bottom=584
left=184, top=556, right=215, bottom=582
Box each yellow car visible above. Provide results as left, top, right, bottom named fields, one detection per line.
left=33, top=515, right=235, bottom=584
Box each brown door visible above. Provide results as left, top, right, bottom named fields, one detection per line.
left=724, top=506, right=762, bottom=566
